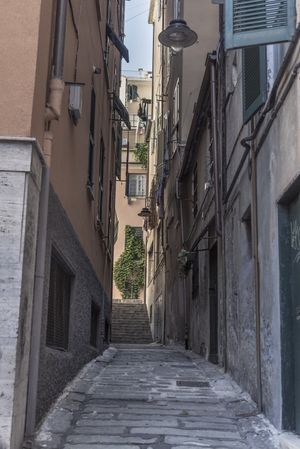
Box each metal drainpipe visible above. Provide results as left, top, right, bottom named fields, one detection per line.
left=248, top=119, right=263, bottom=413
left=53, top=0, right=68, bottom=79
left=25, top=0, right=68, bottom=442
left=209, top=54, right=222, bottom=237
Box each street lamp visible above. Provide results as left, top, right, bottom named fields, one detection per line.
left=138, top=207, right=151, bottom=218
left=158, top=18, right=198, bottom=53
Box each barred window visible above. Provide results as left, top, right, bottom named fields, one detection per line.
left=46, top=251, right=72, bottom=351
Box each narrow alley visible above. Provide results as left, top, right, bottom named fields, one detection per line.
left=1, top=0, right=300, bottom=448
left=34, top=345, right=278, bottom=449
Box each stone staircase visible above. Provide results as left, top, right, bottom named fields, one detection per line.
left=111, top=300, right=153, bottom=344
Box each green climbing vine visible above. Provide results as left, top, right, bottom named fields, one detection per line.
left=114, top=226, right=145, bottom=299
left=133, top=143, right=148, bottom=168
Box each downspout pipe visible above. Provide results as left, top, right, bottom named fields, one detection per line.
left=45, top=0, right=67, bottom=122
left=209, top=54, right=222, bottom=237
left=243, top=121, right=263, bottom=413
left=25, top=0, right=68, bottom=442
left=53, top=0, right=68, bottom=78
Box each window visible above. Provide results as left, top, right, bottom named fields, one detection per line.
left=90, top=301, right=100, bottom=348
left=46, top=251, right=72, bottom=351
left=133, top=227, right=143, bottom=240
left=172, top=80, right=180, bottom=131
left=242, top=46, right=267, bottom=124
left=170, top=80, right=180, bottom=154
left=107, top=180, right=113, bottom=247
left=104, top=0, right=112, bottom=66
left=87, top=88, right=96, bottom=189
left=98, top=139, right=105, bottom=223
left=192, top=163, right=198, bottom=218
left=148, top=244, right=154, bottom=284
left=127, top=84, right=138, bottom=101
left=115, top=126, right=122, bottom=180
left=127, top=174, right=146, bottom=197
left=225, top=0, right=295, bottom=50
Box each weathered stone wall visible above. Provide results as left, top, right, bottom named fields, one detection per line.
left=224, top=42, right=300, bottom=428
left=0, top=139, right=42, bottom=449
left=36, top=187, right=110, bottom=424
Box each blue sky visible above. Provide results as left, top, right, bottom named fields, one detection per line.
left=123, top=0, right=153, bottom=74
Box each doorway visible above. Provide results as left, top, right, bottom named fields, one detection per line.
left=209, top=243, right=218, bottom=364
left=279, top=190, right=300, bottom=432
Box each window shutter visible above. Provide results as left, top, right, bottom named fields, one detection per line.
left=242, top=46, right=267, bottom=124
left=225, top=0, right=296, bottom=50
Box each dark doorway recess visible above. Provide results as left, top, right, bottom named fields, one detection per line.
left=279, top=186, right=300, bottom=433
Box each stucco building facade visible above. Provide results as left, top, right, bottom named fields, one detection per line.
left=0, top=1, right=127, bottom=448
left=113, top=72, right=152, bottom=301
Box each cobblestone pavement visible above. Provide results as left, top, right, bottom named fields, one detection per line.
left=34, top=345, right=280, bottom=449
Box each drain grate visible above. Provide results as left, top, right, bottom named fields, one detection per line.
left=176, top=380, right=210, bottom=388
left=171, top=365, right=197, bottom=369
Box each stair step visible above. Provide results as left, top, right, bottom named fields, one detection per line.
left=111, top=302, right=153, bottom=345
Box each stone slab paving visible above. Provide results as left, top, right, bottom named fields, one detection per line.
left=33, top=344, right=280, bottom=449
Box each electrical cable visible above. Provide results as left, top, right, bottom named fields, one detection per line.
left=126, top=9, right=149, bottom=23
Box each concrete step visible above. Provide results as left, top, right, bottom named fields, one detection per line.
left=111, top=301, right=153, bottom=345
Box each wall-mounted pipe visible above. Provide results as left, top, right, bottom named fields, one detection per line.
left=45, top=0, right=67, bottom=122
left=25, top=1, right=68, bottom=443
left=209, top=54, right=222, bottom=237
left=53, top=0, right=68, bottom=79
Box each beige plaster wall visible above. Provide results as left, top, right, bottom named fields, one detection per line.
left=181, top=0, right=218, bottom=142
left=0, top=0, right=43, bottom=136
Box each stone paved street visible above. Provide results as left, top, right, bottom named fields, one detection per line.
left=34, top=345, right=280, bottom=449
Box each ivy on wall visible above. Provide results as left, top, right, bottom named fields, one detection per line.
left=114, top=226, right=145, bottom=299
left=133, top=143, right=148, bottom=168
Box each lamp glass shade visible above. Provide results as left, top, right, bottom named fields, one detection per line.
left=138, top=207, right=151, bottom=218
left=158, top=19, right=198, bottom=52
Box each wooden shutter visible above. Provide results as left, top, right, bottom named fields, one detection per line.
left=242, top=46, right=267, bottom=123
left=225, top=0, right=296, bottom=50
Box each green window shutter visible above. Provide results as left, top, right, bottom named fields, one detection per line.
left=242, top=46, right=267, bottom=124
left=225, top=0, right=296, bottom=50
